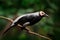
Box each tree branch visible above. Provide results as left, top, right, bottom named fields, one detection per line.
left=0, top=16, right=52, bottom=40
left=17, top=24, right=52, bottom=40
left=0, top=16, right=13, bottom=22
left=25, top=27, right=52, bottom=40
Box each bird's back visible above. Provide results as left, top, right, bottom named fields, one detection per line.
left=11, top=12, right=42, bottom=26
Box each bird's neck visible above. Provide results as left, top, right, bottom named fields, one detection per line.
left=39, top=12, right=44, bottom=17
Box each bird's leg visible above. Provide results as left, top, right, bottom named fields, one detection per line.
left=25, top=27, right=52, bottom=40
left=17, top=22, right=30, bottom=31
left=23, top=22, right=30, bottom=27
left=20, top=22, right=30, bottom=29
left=17, top=24, right=23, bottom=32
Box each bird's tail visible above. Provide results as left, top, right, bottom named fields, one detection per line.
left=0, top=25, right=13, bottom=40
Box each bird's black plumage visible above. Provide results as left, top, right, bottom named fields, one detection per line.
left=11, top=12, right=43, bottom=27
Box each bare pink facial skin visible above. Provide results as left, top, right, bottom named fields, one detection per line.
left=39, top=11, right=48, bottom=17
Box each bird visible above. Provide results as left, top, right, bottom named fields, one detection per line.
left=1, top=11, right=48, bottom=35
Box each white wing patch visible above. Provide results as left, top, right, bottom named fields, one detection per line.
left=11, top=12, right=39, bottom=26
left=11, top=15, right=26, bottom=26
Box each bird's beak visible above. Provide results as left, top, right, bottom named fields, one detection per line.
left=44, top=14, right=49, bottom=17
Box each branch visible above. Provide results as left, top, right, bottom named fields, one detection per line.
left=0, top=16, right=52, bottom=40
left=0, top=16, right=13, bottom=38
left=0, top=15, right=19, bottom=35
left=0, top=16, right=13, bottom=22
left=16, top=24, right=52, bottom=40
left=25, top=27, right=52, bottom=40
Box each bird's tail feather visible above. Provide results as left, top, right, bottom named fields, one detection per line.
left=0, top=26, right=13, bottom=40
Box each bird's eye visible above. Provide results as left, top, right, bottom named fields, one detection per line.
left=42, top=13, right=44, bottom=14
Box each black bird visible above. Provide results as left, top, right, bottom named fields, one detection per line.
left=11, top=11, right=48, bottom=26
left=1, top=11, right=48, bottom=35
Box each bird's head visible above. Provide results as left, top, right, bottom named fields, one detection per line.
left=39, top=11, right=48, bottom=17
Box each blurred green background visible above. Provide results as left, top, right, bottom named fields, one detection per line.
left=0, top=0, right=60, bottom=40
